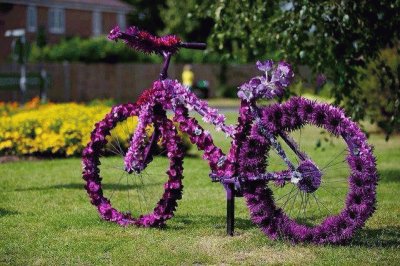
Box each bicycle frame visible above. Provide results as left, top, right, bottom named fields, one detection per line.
left=126, top=60, right=319, bottom=235
left=158, top=52, right=310, bottom=182
left=160, top=51, right=306, bottom=175
left=113, top=40, right=329, bottom=234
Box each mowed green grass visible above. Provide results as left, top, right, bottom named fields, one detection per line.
left=1, top=112, right=400, bottom=265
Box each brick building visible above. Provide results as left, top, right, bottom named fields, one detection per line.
left=0, top=0, right=132, bottom=61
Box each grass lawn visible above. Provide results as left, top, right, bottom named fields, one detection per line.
left=1, top=112, right=400, bottom=265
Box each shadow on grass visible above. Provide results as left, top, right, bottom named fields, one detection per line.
left=0, top=208, right=19, bottom=217
left=169, top=214, right=254, bottom=231
left=378, top=169, right=400, bottom=183
left=169, top=215, right=400, bottom=248
left=14, top=182, right=163, bottom=191
left=183, top=153, right=201, bottom=158
left=351, top=226, right=400, bottom=248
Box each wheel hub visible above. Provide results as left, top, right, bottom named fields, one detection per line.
left=295, top=160, right=322, bottom=193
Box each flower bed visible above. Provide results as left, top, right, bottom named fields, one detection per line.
left=0, top=99, right=190, bottom=157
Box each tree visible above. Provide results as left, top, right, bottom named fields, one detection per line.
left=160, top=0, right=214, bottom=42
left=191, top=1, right=400, bottom=137
left=122, top=0, right=167, bottom=34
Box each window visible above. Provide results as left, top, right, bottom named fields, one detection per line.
left=117, top=13, right=126, bottom=30
left=48, top=8, right=65, bottom=34
left=27, top=6, right=37, bottom=32
left=92, top=11, right=102, bottom=36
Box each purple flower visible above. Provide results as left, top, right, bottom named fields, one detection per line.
left=238, top=60, right=293, bottom=101
left=256, top=59, right=274, bottom=72
left=108, top=26, right=122, bottom=41
left=125, top=26, right=139, bottom=36
left=271, top=61, right=294, bottom=87
left=237, top=84, right=254, bottom=101
left=86, top=180, right=100, bottom=193
left=249, top=77, right=262, bottom=88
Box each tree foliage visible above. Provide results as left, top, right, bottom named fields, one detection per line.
left=160, top=0, right=214, bottom=42
left=188, top=0, right=400, bottom=137
left=122, top=0, right=167, bottom=34
left=358, top=48, right=399, bottom=139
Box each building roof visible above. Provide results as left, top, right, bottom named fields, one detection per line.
left=2, top=0, right=133, bottom=13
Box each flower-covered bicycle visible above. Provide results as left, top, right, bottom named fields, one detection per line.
left=82, top=25, right=378, bottom=244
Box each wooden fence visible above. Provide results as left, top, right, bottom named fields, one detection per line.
left=0, top=62, right=312, bottom=102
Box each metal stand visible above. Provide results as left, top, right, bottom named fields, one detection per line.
left=226, top=184, right=235, bottom=236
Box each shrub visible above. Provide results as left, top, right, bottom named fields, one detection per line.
left=29, top=35, right=225, bottom=64
left=29, top=37, right=162, bottom=63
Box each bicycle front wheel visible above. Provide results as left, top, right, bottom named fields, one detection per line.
left=240, top=97, right=378, bottom=244
left=82, top=103, right=184, bottom=227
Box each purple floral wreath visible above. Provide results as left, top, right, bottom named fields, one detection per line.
left=82, top=100, right=185, bottom=227
left=238, top=96, right=378, bottom=244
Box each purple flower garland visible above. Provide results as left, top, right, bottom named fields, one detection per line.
left=124, top=102, right=154, bottom=173
left=160, top=79, right=235, bottom=137
left=239, top=96, right=378, bottom=244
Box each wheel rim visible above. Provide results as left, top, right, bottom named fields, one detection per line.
left=82, top=103, right=184, bottom=227
left=241, top=97, right=378, bottom=243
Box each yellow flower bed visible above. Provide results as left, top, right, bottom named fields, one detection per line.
left=0, top=103, right=110, bottom=156
left=1, top=101, right=190, bottom=157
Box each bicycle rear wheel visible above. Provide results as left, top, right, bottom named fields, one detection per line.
left=82, top=103, right=184, bottom=227
left=240, top=97, right=378, bottom=244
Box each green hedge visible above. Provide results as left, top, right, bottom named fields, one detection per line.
left=29, top=36, right=222, bottom=64
left=29, top=37, right=162, bottom=63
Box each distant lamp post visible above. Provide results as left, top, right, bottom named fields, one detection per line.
left=37, top=26, right=48, bottom=103
left=5, top=28, right=30, bottom=103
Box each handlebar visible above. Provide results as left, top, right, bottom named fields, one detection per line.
left=179, top=42, right=207, bottom=50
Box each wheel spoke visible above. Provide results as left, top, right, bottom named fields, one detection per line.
left=322, top=148, right=347, bottom=170
left=275, top=186, right=295, bottom=202
left=322, top=159, right=348, bottom=171
left=288, top=189, right=300, bottom=216
left=126, top=174, right=131, bottom=213
left=319, top=185, right=345, bottom=203
left=108, top=171, right=126, bottom=201
left=132, top=173, right=143, bottom=214
left=280, top=186, right=297, bottom=209
left=108, top=138, right=124, bottom=157
left=312, top=192, right=332, bottom=215
left=303, top=193, right=310, bottom=218
left=297, top=191, right=304, bottom=217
